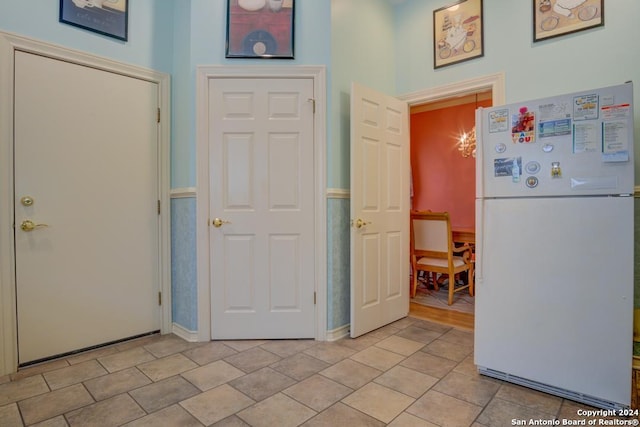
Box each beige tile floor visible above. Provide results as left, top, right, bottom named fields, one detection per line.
left=0, top=316, right=630, bottom=426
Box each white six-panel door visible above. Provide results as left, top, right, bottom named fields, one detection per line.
left=350, top=82, right=410, bottom=337
left=209, top=77, right=316, bottom=339
left=14, top=51, right=161, bottom=364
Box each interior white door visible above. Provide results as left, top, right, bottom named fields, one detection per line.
left=14, top=51, right=161, bottom=365
left=209, top=77, right=315, bottom=339
left=350, top=82, right=410, bottom=338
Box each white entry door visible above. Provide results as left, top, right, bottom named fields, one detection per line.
left=14, top=51, right=161, bottom=365
left=209, top=77, right=316, bottom=339
left=350, top=82, right=410, bottom=338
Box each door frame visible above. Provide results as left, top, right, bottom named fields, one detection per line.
left=0, top=32, right=172, bottom=376
left=399, top=73, right=505, bottom=113
left=195, top=65, right=327, bottom=342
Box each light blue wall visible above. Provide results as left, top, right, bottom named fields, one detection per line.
left=394, top=0, right=640, bottom=179
left=328, top=0, right=397, bottom=329
left=0, top=1, right=174, bottom=73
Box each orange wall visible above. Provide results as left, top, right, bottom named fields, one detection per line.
left=410, top=99, right=491, bottom=230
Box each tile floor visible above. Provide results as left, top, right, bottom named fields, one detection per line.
left=0, top=316, right=631, bottom=426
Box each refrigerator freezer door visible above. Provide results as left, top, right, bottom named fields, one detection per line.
left=477, top=83, right=634, bottom=198
left=474, top=196, right=633, bottom=407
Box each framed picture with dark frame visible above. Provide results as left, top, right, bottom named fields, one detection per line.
left=533, top=0, right=603, bottom=42
left=59, top=0, right=128, bottom=41
left=226, top=0, right=294, bottom=59
left=433, top=0, right=483, bottom=69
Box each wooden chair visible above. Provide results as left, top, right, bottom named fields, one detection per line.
left=410, top=211, right=474, bottom=305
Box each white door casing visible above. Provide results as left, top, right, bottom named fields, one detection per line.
left=209, top=77, right=315, bottom=339
left=0, top=32, right=171, bottom=374
left=350, top=82, right=410, bottom=338
left=196, top=66, right=327, bottom=342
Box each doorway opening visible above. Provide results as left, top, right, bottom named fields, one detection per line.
left=400, top=73, right=505, bottom=329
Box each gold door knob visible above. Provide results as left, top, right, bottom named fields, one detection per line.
left=352, top=218, right=372, bottom=229
left=212, top=218, right=231, bottom=228
left=20, top=220, right=49, bottom=232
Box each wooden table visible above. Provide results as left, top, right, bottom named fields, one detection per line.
left=452, top=228, right=475, bottom=245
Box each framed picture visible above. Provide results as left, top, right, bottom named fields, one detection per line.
left=59, top=0, right=128, bottom=41
left=534, top=0, right=603, bottom=42
left=433, top=0, right=483, bottom=69
left=226, top=0, right=294, bottom=59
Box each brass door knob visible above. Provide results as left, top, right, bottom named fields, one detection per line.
left=20, top=220, right=49, bottom=232
left=212, top=218, right=231, bottom=228
left=352, top=218, right=372, bottom=229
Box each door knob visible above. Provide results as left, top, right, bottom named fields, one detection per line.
left=20, top=220, right=49, bottom=232
left=352, top=218, right=372, bottom=229
left=212, top=218, right=231, bottom=228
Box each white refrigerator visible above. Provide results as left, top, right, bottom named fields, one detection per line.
left=474, top=82, right=634, bottom=410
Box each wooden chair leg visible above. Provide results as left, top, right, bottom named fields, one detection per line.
left=448, top=268, right=454, bottom=305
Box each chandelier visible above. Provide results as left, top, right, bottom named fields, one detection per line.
left=458, top=126, right=476, bottom=158
left=457, top=93, right=477, bottom=158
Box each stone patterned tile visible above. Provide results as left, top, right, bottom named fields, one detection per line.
left=400, top=351, right=458, bottom=379
left=258, top=340, right=317, bottom=358
left=224, top=347, right=281, bottom=373
left=180, top=384, right=255, bottom=425
left=374, top=365, right=438, bottom=398
left=422, top=337, right=474, bottom=362
left=83, top=367, right=152, bottom=401
left=320, top=359, right=381, bottom=389
left=136, top=353, right=197, bottom=382
left=229, top=367, right=296, bottom=402
left=143, top=335, right=192, bottom=358
left=438, top=329, right=474, bottom=347
left=407, top=390, right=483, bottom=427
left=342, top=382, right=415, bottom=424
left=221, top=340, right=268, bottom=352
left=65, top=346, right=119, bottom=366
left=18, top=384, right=94, bottom=426
left=181, top=360, right=245, bottom=392
left=0, top=374, right=49, bottom=406
left=269, top=352, right=330, bottom=381
left=283, top=374, right=352, bottom=411
left=129, top=375, right=200, bottom=413
left=181, top=341, right=238, bottom=366
left=394, top=326, right=443, bottom=344
left=433, top=371, right=501, bottom=407
left=10, top=359, right=70, bottom=381
left=65, top=393, right=145, bottom=427
left=301, top=402, right=385, bottom=427
left=387, top=412, right=439, bottom=427
left=475, top=397, right=556, bottom=426
left=211, top=415, right=251, bottom=426
left=494, top=383, right=562, bottom=415
left=43, top=360, right=107, bottom=390
left=98, top=347, right=155, bottom=373
left=350, top=346, right=405, bottom=372
left=409, top=318, right=454, bottom=334
left=336, top=334, right=382, bottom=352
left=303, top=342, right=356, bottom=364
left=122, top=404, right=202, bottom=427
left=236, top=393, right=316, bottom=427
left=31, top=415, right=69, bottom=426
left=375, top=335, right=425, bottom=356
left=0, top=402, right=23, bottom=426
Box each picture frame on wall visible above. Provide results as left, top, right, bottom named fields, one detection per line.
left=226, top=0, right=295, bottom=59
left=59, top=0, right=128, bottom=41
left=433, top=0, right=483, bottom=69
left=533, top=0, right=603, bottom=42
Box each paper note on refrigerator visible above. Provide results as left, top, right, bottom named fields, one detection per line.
left=602, top=120, right=629, bottom=162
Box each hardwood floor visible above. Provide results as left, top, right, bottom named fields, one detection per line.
left=409, top=301, right=474, bottom=330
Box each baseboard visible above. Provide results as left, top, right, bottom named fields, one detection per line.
left=172, top=323, right=200, bottom=342
left=325, top=324, right=350, bottom=341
